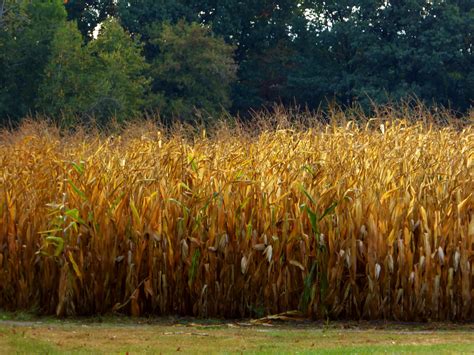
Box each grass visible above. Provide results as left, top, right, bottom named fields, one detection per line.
left=0, top=316, right=473, bottom=354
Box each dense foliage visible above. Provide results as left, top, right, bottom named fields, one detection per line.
left=0, top=0, right=472, bottom=125
left=148, top=21, right=237, bottom=122
left=36, top=19, right=150, bottom=124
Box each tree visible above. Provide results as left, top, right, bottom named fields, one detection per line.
left=402, top=0, right=474, bottom=110
left=0, top=0, right=67, bottom=122
left=64, top=0, right=116, bottom=40
left=117, top=0, right=198, bottom=59
left=117, top=0, right=306, bottom=113
left=0, top=0, right=7, bottom=26
left=0, top=1, right=26, bottom=123
left=193, top=0, right=304, bottom=112
left=118, top=0, right=196, bottom=35
left=36, top=21, right=98, bottom=123
left=148, top=21, right=237, bottom=122
left=290, top=0, right=473, bottom=111
left=86, top=18, right=150, bottom=122
left=37, top=18, right=150, bottom=125
left=2, top=0, right=472, bottom=126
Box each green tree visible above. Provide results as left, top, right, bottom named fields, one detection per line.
left=86, top=18, right=150, bottom=122
left=118, top=0, right=196, bottom=35
left=290, top=0, right=473, bottom=111
left=117, top=1, right=306, bottom=113
left=37, top=18, right=150, bottom=125
left=36, top=21, right=98, bottom=123
left=190, top=0, right=304, bottom=112
left=64, top=0, right=116, bottom=40
left=117, top=0, right=197, bottom=59
left=0, top=0, right=67, bottom=122
left=0, top=1, right=26, bottom=123
left=148, top=21, right=237, bottom=122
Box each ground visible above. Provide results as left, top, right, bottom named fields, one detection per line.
left=0, top=313, right=473, bottom=354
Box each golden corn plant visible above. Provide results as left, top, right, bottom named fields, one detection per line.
left=0, top=111, right=472, bottom=321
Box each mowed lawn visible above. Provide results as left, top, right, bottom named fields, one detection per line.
left=0, top=315, right=473, bottom=354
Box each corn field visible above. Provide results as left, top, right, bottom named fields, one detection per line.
left=0, top=113, right=473, bottom=321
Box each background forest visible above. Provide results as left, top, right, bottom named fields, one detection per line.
left=0, top=0, right=473, bottom=125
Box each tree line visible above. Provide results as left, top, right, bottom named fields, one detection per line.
left=1, top=0, right=472, bottom=125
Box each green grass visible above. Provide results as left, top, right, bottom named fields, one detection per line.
left=0, top=315, right=472, bottom=354
left=0, top=328, right=60, bottom=354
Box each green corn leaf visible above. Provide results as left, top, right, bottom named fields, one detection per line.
left=65, top=208, right=85, bottom=224
left=67, top=179, right=86, bottom=200
left=299, top=185, right=316, bottom=205
left=71, top=161, right=85, bottom=175
left=319, top=202, right=338, bottom=222
left=130, top=199, right=141, bottom=226
left=46, top=236, right=64, bottom=257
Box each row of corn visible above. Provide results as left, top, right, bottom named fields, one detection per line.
left=0, top=116, right=472, bottom=320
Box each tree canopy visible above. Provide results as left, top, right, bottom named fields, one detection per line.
left=1, top=0, right=472, bottom=126
left=1, top=0, right=67, bottom=119
left=37, top=18, right=150, bottom=124
left=64, top=0, right=115, bottom=40
left=148, top=21, right=237, bottom=122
